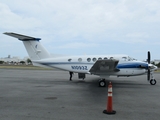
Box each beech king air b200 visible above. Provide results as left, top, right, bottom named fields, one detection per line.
left=4, top=32, right=158, bottom=87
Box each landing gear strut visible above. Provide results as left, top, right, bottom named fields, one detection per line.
left=99, top=79, right=106, bottom=87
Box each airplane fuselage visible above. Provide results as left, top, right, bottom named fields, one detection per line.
left=32, top=54, right=149, bottom=78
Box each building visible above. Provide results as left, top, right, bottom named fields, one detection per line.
left=0, top=55, right=29, bottom=64
left=153, top=60, right=160, bottom=64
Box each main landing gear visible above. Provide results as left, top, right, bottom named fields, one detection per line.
left=99, top=79, right=106, bottom=87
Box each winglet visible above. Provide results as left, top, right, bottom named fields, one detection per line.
left=3, top=32, right=41, bottom=41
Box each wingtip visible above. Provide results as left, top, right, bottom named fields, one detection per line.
left=3, top=32, right=11, bottom=35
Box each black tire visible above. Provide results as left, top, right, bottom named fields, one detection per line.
left=150, top=79, right=156, bottom=85
left=99, top=80, right=106, bottom=87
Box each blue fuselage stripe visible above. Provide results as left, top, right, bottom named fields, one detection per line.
left=117, top=63, right=148, bottom=69
left=36, top=62, right=148, bottom=69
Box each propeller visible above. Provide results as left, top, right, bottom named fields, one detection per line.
left=147, top=51, right=151, bottom=81
left=147, top=69, right=150, bottom=81
left=148, top=51, right=150, bottom=64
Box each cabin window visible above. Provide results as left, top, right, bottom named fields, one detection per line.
left=110, top=57, right=114, bottom=60
left=104, top=57, right=108, bottom=60
left=68, top=59, right=72, bottom=62
left=98, top=57, right=102, bottom=60
left=87, top=58, right=91, bottom=62
left=92, top=58, right=97, bottom=62
left=78, top=58, right=82, bottom=62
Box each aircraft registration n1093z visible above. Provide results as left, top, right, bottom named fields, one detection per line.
left=4, top=32, right=158, bottom=87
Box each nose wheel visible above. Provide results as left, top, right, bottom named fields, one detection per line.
left=150, top=79, right=156, bottom=85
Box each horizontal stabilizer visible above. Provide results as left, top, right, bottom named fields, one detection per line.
left=4, top=32, right=41, bottom=41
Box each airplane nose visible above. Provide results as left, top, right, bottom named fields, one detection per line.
left=149, top=64, right=158, bottom=71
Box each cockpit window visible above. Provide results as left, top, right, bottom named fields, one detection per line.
left=122, top=57, right=127, bottom=61
left=128, top=56, right=136, bottom=61
left=121, top=56, right=136, bottom=61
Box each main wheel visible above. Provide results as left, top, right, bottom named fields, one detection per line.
left=99, top=80, right=106, bottom=87
left=150, top=79, right=156, bottom=85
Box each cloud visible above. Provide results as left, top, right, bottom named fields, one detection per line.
left=0, top=2, right=42, bottom=31
left=57, top=42, right=98, bottom=49
left=1, top=0, right=160, bottom=59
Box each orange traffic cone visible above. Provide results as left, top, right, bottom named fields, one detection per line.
left=103, top=82, right=116, bottom=115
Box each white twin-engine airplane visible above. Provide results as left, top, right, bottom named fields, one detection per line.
left=4, top=32, right=158, bottom=87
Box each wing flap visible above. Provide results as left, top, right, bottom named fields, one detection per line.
left=89, top=60, right=119, bottom=75
left=3, top=32, right=41, bottom=41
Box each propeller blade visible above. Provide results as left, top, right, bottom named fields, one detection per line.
left=147, top=69, right=150, bottom=81
left=148, top=51, right=150, bottom=64
left=147, top=51, right=151, bottom=81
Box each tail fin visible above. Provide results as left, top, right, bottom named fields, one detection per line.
left=4, top=32, right=51, bottom=60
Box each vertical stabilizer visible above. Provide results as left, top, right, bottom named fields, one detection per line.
left=23, top=40, right=51, bottom=60
left=4, top=32, right=51, bottom=60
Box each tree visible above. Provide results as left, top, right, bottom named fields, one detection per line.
left=156, top=62, right=160, bottom=68
left=27, top=58, right=32, bottom=64
left=151, top=61, right=155, bottom=65
left=20, top=61, right=25, bottom=64
left=0, top=61, right=4, bottom=64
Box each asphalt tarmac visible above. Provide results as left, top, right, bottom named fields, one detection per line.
left=0, top=68, right=160, bottom=120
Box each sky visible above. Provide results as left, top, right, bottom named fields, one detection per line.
left=0, top=0, right=160, bottom=60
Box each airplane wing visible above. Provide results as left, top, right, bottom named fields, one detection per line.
left=89, top=59, right=120, bottom=75
left=3, top=32, right=41, bottom=41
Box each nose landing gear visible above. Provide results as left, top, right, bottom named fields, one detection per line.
left=149, top=73, right=157, bottom=85
left=147, top=51, right=157, bottom=85
left=150, top=79, right=156, bottom=85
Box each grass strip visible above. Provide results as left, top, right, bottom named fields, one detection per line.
left=0, top=65, right=52, bottom=70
